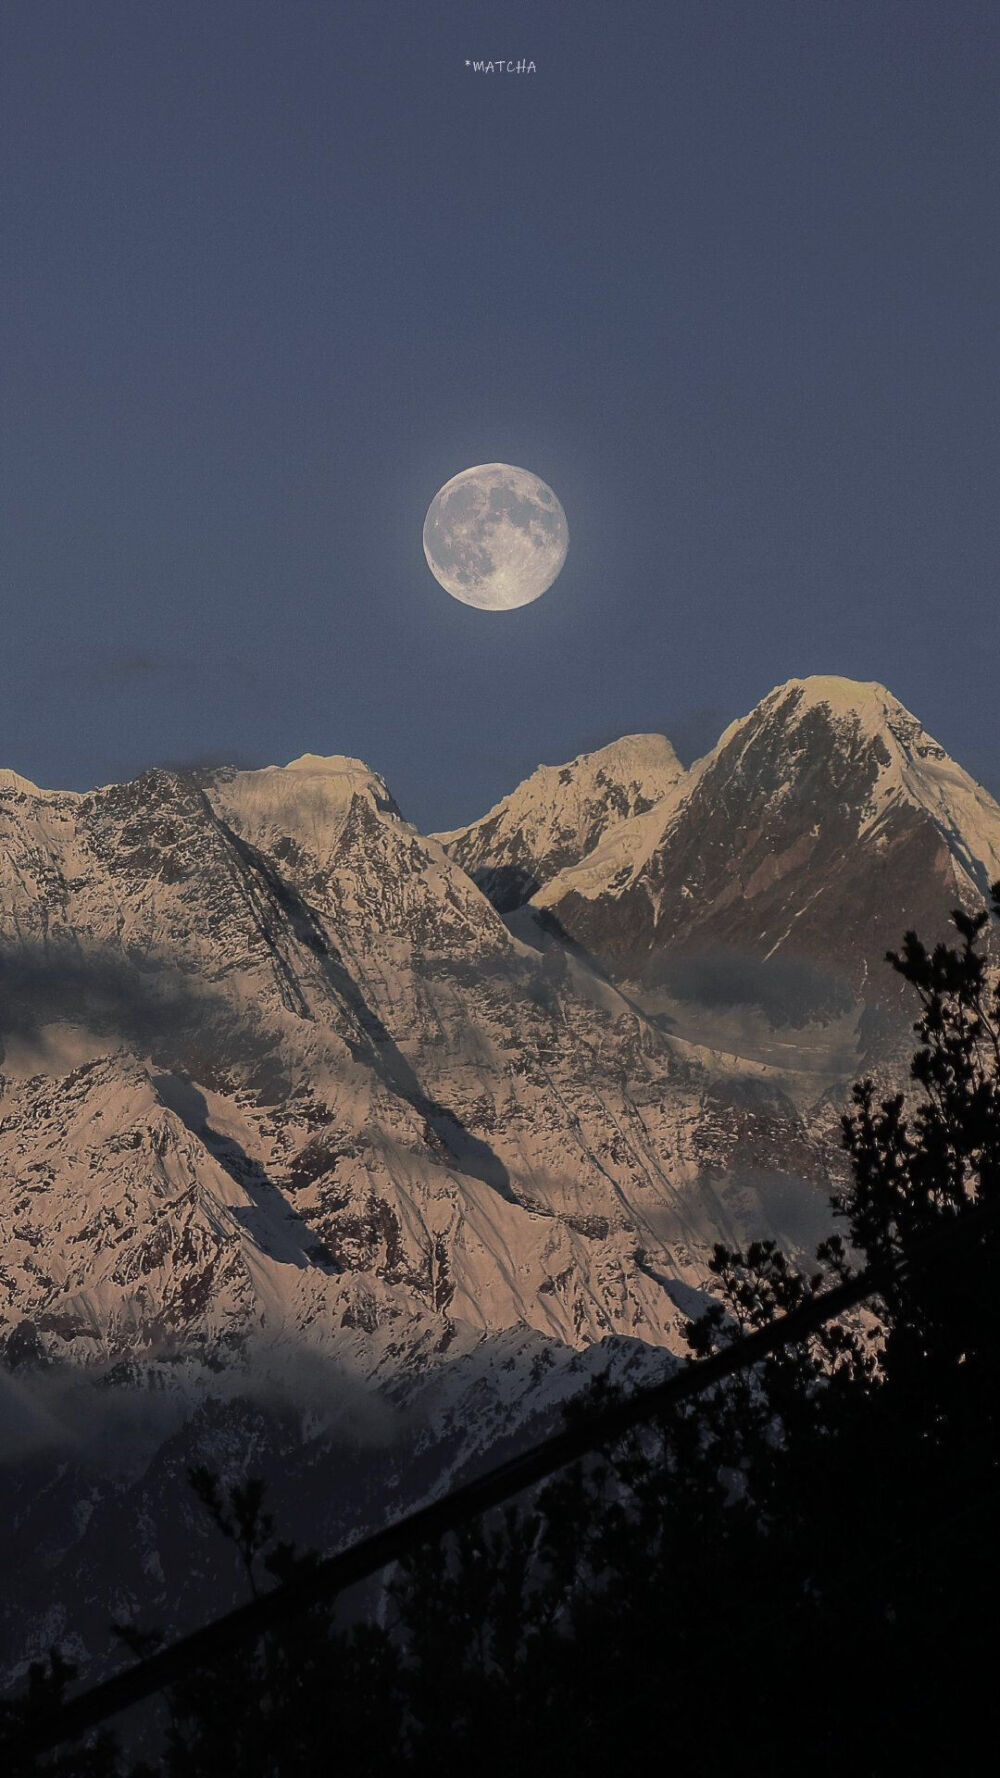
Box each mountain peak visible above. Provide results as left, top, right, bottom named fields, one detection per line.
left=561, top=732, right=682, bottom=776
left=282, top=751, right=380, bottom=778
left=707, top=677, right=961, bottom=793
left=721, top=676, right=922, bottom=745
left=772, top=675, right=914, bottom=725
left=0, top=767, right=69, bottom=801
left=436, top=732, right=685, bottom=911
left=778, top=673, right=894, bottom=706
left=207, top=754, right=403, bottom=844
left=533, top=675, right=1000, bottom=1027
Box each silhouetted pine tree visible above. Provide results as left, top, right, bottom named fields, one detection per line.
left=148, top=1471, right=403, bottom=1778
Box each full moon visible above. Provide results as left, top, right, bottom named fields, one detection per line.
left=422, top=463, right=568, bottom=611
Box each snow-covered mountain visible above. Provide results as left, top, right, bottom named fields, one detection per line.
left=4, top=677, right=993, bottom=1404
left=0, top=740, right=835, bottom=1679
left=434, top=733, right=685, bottom=911
left=1, top=751, right=827, bottom=1376
left=3, top=676, right=994, bottom=1681
left=532, top=678, right=1000, bottom=1059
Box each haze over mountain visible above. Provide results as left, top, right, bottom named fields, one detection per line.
left=2, top=674, right=998, bottom=1682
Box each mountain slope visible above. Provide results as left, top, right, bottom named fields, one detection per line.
left=1, top=754, right=830, bottom=1387
left=434, top=733, right=685, bottom=911
left=534, top=677, right=1000, bottom=1053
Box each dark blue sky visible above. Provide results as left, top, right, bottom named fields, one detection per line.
left=3, top=0, right=998, bottom=829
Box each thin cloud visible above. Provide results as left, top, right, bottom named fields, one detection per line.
left=0, top=1343, right=403, bottom=1472
left=656, top=948, right=855, bottom=1028
left=0, top=944, right=221, bottom=1049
